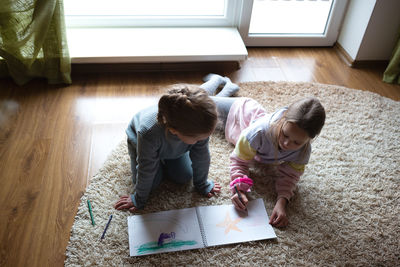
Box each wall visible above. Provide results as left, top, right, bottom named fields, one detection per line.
left=337, top=0, right=400, bottom=61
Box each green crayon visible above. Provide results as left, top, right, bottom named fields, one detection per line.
left=87, top=199, right=95, bottom=226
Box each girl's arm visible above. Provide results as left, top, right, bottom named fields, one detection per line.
left=270, top=162, right=304, bottom=227
left=275, top=162, right=305, bottom=201
left=229, top=153, right=251, bottom=181
left=229, top=134, right=256, bottom=193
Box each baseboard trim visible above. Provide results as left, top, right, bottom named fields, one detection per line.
left=334, top=42, right=389, bottom=68
left=350, top=60, right=389, bottom=68
left=334, top=42, right=354, bottom=67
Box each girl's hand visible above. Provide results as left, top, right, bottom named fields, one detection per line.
left=206, top=182, right=221, bottom=198
left=269, top=198, right=288, bottom=227
left=231, top=190, right=248, bottom=211
left=114, top=195, right=137, bottom=213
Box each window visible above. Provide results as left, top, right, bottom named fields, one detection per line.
left=63, top=0, right=348, bottom=62
left=239, top=0, right=349, bottom=46
left=64, top=0, right=240, bottom=27
left=64, top=0, right=247, bottom=63
left=249, top=0, right=334, bottom=34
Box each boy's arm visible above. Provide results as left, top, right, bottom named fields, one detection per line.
left=131, top=134, right=160, bottom=209
left=189, top=138, right=214, bottom=195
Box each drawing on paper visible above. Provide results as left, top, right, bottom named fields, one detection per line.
left=128, top=199, right=277, bottom=256
left=136, top=237, right=198, bottom=255
left=216, top=211, right=242, bottom=234
left=132, top=209, right=203, bottom=255
left=158, top=232, right=176, bottom=246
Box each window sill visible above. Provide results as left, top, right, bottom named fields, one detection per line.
left=67, top=27, right=248, bottom=64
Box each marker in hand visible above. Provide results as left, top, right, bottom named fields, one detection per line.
left=234, top=184, right=247, bottom=212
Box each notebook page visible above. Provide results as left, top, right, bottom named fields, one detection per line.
left=128, top=207, right=204, bottom=256
left=196, top=198, right=276, bottom=247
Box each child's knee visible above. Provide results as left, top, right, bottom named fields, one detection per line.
left=171, top=170, right=193, bottom=184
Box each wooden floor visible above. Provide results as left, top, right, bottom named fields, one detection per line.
left=0, top=48, right=399, bottom=267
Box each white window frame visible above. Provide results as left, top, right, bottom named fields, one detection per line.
left=238, top=0, right=349, bottom=47
left=65, top=0, right=242, bottom=28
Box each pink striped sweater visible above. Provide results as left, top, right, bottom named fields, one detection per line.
left=225, top=98, right=310, bottom=201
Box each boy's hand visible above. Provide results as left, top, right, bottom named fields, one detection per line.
left=114, top=195, right=137, bottom=213
left=269, top=197, right=288, bottom=227
left=206, top=182, right=221, bottom=198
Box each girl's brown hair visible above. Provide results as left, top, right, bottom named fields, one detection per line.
left=270, top=97, right=326, bottom=157
left=284, top=96, right=325, bottom=138
left=157, top=84, right=218, bottom=136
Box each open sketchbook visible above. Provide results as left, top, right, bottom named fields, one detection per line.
left=127, top=198, right=277, bottom=256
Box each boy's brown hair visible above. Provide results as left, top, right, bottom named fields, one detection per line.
left=157, top=84, right=218, bottom=136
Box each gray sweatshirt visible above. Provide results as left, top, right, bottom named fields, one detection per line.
left=126, top=105, right=214, bottom=209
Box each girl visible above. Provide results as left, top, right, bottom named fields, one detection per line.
left=215, top=95, right=326, bottom=227
left=114, top=77, right=238, bottom=212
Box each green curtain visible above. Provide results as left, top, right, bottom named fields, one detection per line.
left=0, top=0, right=71, bottom=85
left=383, top=30, right=400, bottom=84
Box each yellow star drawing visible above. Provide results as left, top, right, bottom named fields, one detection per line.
left=216, top=211, right=243, bottom=234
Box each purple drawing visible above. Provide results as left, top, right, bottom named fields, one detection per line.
left=158, top=232, right=176, bottom=246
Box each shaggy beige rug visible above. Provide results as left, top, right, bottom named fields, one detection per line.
left=64, top=81, right=400, bottom=266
